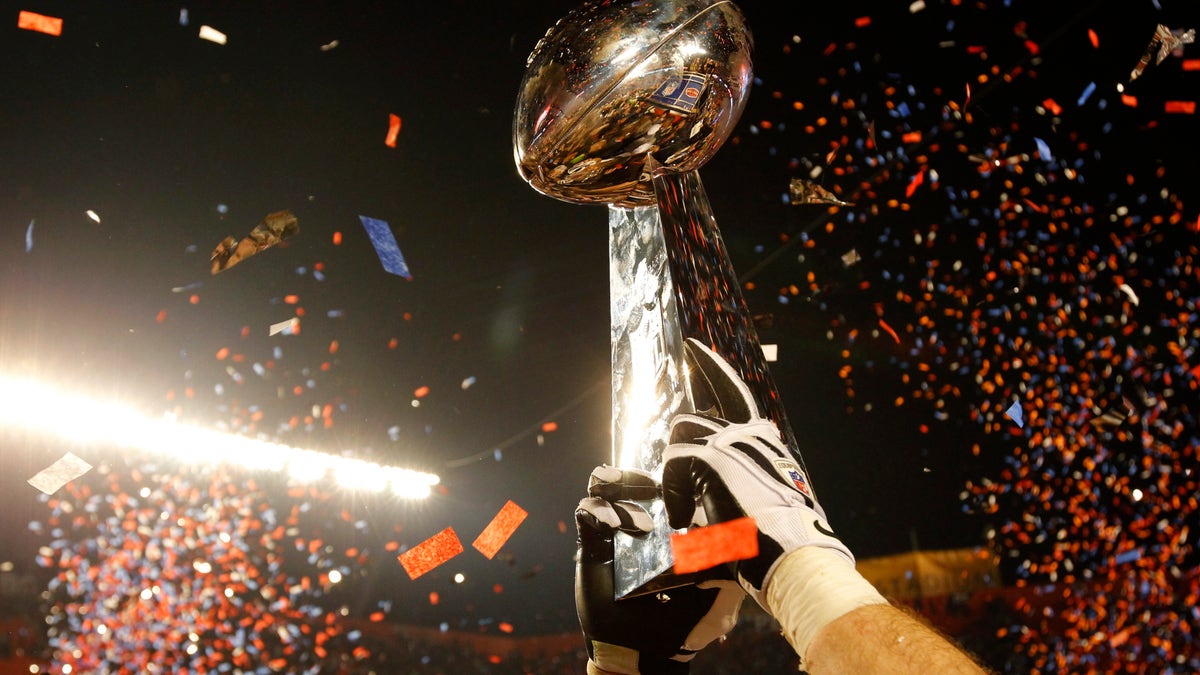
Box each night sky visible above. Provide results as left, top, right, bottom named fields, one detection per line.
left=2, top=0, right=1198, bottom=649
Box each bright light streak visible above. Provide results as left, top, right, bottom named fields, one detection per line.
left=0, top=373, right=439, bottom=497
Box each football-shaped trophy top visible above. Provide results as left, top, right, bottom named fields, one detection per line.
left=513, top=0, right=753, bottom=207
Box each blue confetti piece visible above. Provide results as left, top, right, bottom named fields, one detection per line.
left=25, top=219, right=34, bottom=252
left=358, top=215, right=412, bottom=278
left=1033, top=137, right=1053, bottom=161
left=1005, top=400, right=1024, bottom=428
left=1114, top=549, right=1142, bottom=565
left=1077, top=81, right=1096, bottom=106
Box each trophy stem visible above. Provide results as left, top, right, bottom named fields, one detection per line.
left=608, top=205, right=692, bottom=472
left=650, top=167, right=805, bottom=469
left=607, top=167, right=809, bottom=599
left=608, top=204, right=691, bottom=598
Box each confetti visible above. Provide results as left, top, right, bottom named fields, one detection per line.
left=761, top=344, right=778, bottom=362
left=198, top=25, right=227, bottom=45
left=1004, top=400, right=1024, bottom=428
left=1129, top=24, right=1196, bottom=82
left=25, top=219, right=34, bottom=252
left=879, top=318, right=900, bottom=344
left=269, top=317, right=299, bottom=336
left=1117, top=283, right=1140, bottom=306
left=1164, top=100, right=1196, bottom=114
left=670, top=517, right=759, bottom=574
left=358, top=215, right=412, bottom=278
left=1033, top=137, right=1053, bottom=161
left=385, top=113, right=402, bottom=147
left=841, top=248, right=861, bottom=266
left=86, top=209, right=101, bottom=223
left=1076, top=81, right=1097, bottom=106
left=27, top=452, right=92, bottom=494
left=788, top=177, right=853, bottom=206
left=399, top=527, right=464, bottom=580
left=17, top=10, right=62, bottom=36
left=211, top=210, right=298, bottom=274
left=471, top=500, right=528, bottom=559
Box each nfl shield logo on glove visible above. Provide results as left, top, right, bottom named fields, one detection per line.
left=775, top=459, right=812, bottom=498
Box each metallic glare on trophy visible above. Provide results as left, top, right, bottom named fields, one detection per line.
left=513, top=0, right=753, bottom=207
left=514, top=0, right=805, bottom=598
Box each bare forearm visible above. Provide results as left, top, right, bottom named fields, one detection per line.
left=806, top=603, right=989, bottom=674
left=765, top=547, right=987, bottom=674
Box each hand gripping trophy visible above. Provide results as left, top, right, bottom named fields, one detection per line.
left=513, top=0, right=814, bottom=598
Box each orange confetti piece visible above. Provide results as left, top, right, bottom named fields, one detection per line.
left=472, top=500, right=528, bottom=559
left=428, top=592, right=439, bottom=605
left=541, top=421, right=558, bottom=433
left=1042, top=98, right=1062, bottom=115
left=369, top=611, right=385, bottom=622
left=1087, top=28, right=1099, bottom=49
left=328, top=339, right=339, bottom=354
left=879, top=319, right=901, bottom=344
left=398, top=527, right=463, bottom=579
left=216, top=347, right=230, bottom=360
left=284, top=294, right=300, bottom=304
left=900, top=130, right=922, bottom=144
left=18, top=10, right=62, bottom=36
left=854, top=16, right=871, bottom=27
left=332, top=231, right=343, bottom=245
left=414, top=385, right=430, bottom=398
left=1121, top=94, right=1138, bottom=108
left=156, top=309, right=168, bottom=323
left=385, top=113, right=402, bottom=147
left=189, top=294, right=201, bottom=305
left=905, top=168, right=925, bottom=198
left=1183, top=59, right=1200, bottom=71
left=671, top=517, right=758, bottom=574
left=499, top=622, right=514, bottom=634
left=1164, top=100, right=1196, bottom=114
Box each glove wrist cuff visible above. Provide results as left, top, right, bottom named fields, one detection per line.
left=588, top=660, right=628, bottom=675
left=765, top=547, right=888, bottom=667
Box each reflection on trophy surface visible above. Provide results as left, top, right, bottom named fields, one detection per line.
left=515, top=0, right=808, bottom=598
left=514, top=0, right=752, bottom=207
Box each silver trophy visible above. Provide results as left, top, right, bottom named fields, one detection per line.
left=514, top=0, right=810, bottom=598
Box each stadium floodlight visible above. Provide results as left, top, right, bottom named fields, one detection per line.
left=0, top=373, right=439, bottom=498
